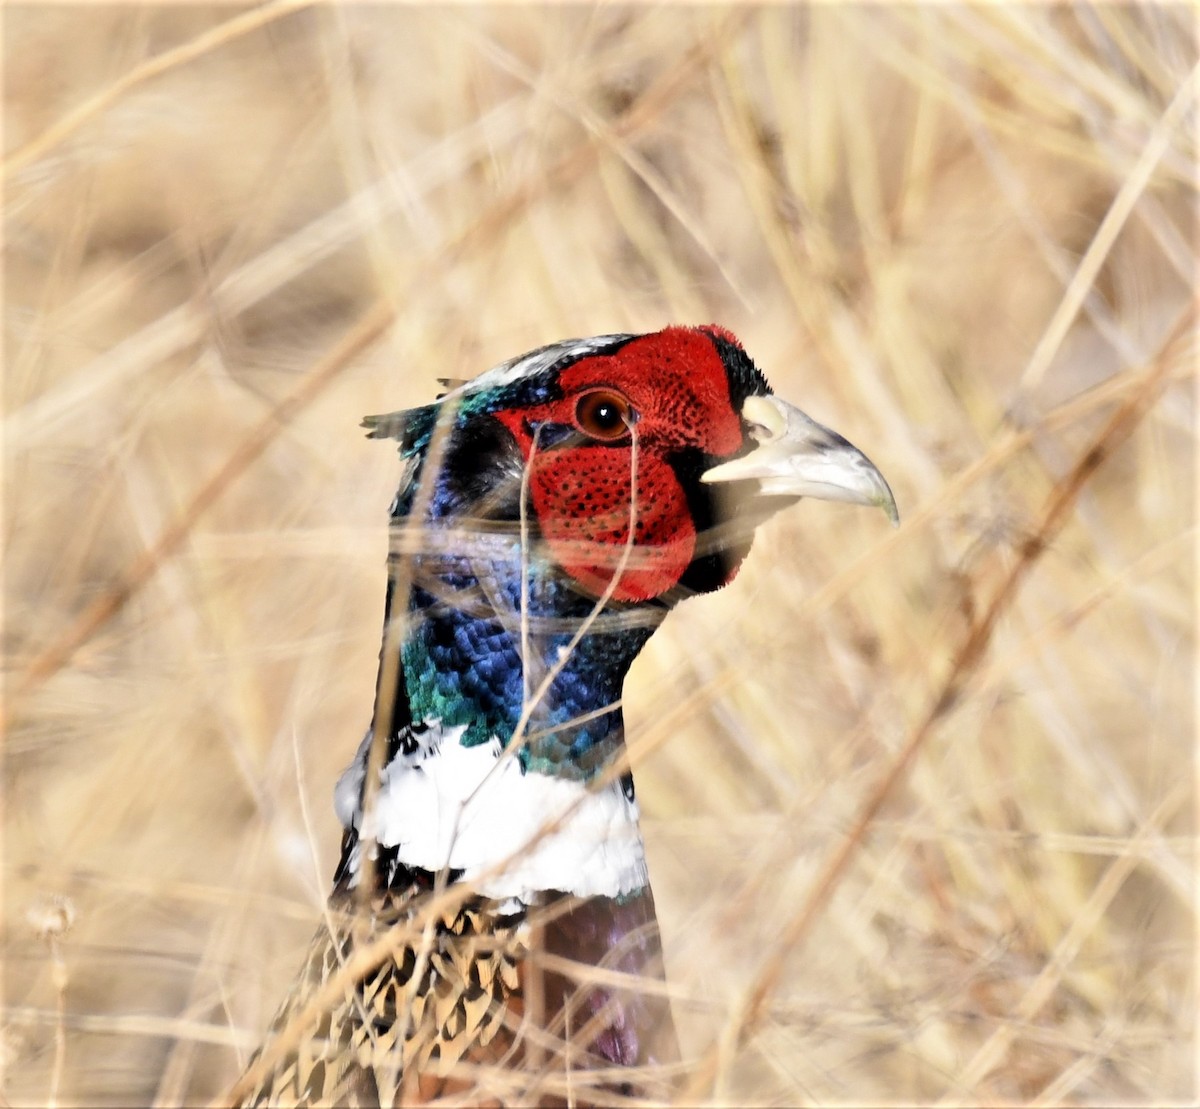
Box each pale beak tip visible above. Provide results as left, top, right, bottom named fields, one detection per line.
left=868, top=474, right=900, bottom=528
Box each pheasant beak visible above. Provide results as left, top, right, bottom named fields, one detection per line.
left=701, top=394, right=899, bottom=526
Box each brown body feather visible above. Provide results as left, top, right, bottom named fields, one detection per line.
left=236, top=874, right=677, bottom=1107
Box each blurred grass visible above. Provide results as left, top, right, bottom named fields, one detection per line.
left=3, top=4, right=1196, bottom=1105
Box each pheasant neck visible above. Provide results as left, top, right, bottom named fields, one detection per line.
left=390, top=535, right=661, bottom=781
left=336, top=540, right=662, bottom=903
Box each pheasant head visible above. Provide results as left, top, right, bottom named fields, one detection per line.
left=338, top=325, right=896, bottom=904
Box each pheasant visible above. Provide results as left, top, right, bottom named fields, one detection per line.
left=233, top=325, right=897, bottom=1106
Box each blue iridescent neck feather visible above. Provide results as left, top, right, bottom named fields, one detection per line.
left=372, top=345, right=664, bottom=784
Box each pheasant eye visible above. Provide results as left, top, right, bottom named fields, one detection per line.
left=575, top=390, right=635, bottom=441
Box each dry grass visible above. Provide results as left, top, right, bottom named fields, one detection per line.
left=3, top=4, right=1196, bottom=1105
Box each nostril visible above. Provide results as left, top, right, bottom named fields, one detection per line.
left=745, top=419, right=776, bottom=443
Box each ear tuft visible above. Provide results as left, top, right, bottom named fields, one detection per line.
left=362, top=411, right=409, bottom=440
left=363, top=404, right=440, bottom=461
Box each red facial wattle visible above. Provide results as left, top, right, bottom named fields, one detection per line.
left=492, top=328, right=749, bottom=602
left=522, top=447, right=695, bottom=601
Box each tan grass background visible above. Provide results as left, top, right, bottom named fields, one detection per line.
left=3, top=4, right=1197, bottom=1105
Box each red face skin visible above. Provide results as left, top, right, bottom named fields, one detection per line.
left=492, top=327, right=750, bottom=602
